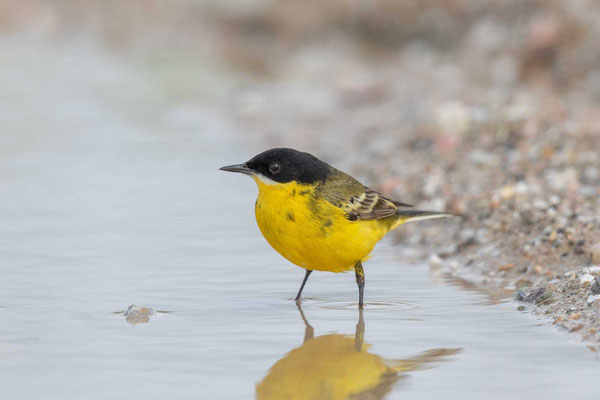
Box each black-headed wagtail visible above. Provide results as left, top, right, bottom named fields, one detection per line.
left=221, top=148, right=458, bottom=308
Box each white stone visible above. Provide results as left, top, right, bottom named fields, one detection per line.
left=564, top=269, right=578, bottom=278
left=587, top=294, right=600, bottom=304
left=580, top=274, right=595, bottom=285
left=429, top=254, right=444, bottom=269
left=584, top=266, right=600, bottom=275
left=448, top=261, right=459, bottom=271
left=515, top=181, right=529, bottom=195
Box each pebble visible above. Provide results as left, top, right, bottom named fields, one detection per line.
left=564, top=269, right=578, bottom=278
left=521, top=287, right=547, bottom=303
left=499, top=185, right=515, bottom=200
left=429, top=254, right=444, bottom=269
left=587, top=294, right=600, bottom=304
left=580, top=274, right=595, bottom=286
left=124, top=305, right=156, bottom=325
left=514, top=181, right=529, bottom=194
left=498, top=263, right=515, bottom=271
left=583, top=266, right=600, bottom=275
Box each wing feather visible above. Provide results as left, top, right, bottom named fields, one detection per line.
left=316, top=169, right=412, bottom=221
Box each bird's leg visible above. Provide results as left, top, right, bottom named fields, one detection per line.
left=354, top=260, right=365, bottom=309
left=295, top=269, right=313, bottom=303
left=296, top=302, right=314, bottom=343
left=354, top=308, right=365, bottom=351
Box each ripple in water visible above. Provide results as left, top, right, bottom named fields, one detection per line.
left=297, top=298, right=422, bottom=312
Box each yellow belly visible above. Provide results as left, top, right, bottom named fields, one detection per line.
left=253, top=179, right=391, bottom=272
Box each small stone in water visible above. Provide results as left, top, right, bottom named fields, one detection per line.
left=124, top=305, right=156, bottom=325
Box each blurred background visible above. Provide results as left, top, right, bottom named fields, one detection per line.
left=2, top=0, right=600, bottom=169
left=1, top=1, right=600, bottom=399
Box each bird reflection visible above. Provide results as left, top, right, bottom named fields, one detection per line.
left=256, top=305, right=461, bottom=400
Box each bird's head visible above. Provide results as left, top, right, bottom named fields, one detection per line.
left=220, top=148, right=331, bottom=185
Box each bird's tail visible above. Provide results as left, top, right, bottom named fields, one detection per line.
left=392, top=209, right=461, bottom=230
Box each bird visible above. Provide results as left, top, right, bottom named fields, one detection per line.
left=220, top=148, right=459, bottom=308
left=256, top=304, right=461, bottom=400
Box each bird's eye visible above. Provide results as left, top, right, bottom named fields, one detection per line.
left=269, top=162, right=281, bottom=174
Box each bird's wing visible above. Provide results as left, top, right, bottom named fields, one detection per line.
left=317, top=169, right=412, bottom=221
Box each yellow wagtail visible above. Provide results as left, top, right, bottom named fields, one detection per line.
left=221, top=148, right=458, bottom=308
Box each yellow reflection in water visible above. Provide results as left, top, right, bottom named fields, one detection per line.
left=256, top=305, right=460, bottom=400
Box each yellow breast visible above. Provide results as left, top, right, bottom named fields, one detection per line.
left=253, top=178, right=389, bottom=272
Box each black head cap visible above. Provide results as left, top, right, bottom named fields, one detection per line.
left=245, top=148, right=332, bottom=184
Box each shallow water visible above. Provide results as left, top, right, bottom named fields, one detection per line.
left=1, top=40, right=599, bottom=400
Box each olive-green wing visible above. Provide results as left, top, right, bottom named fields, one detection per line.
left=317, top=169, right=412, bottom=221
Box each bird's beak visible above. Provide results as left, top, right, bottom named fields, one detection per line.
left=219, top=163, right=254, bottom=176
